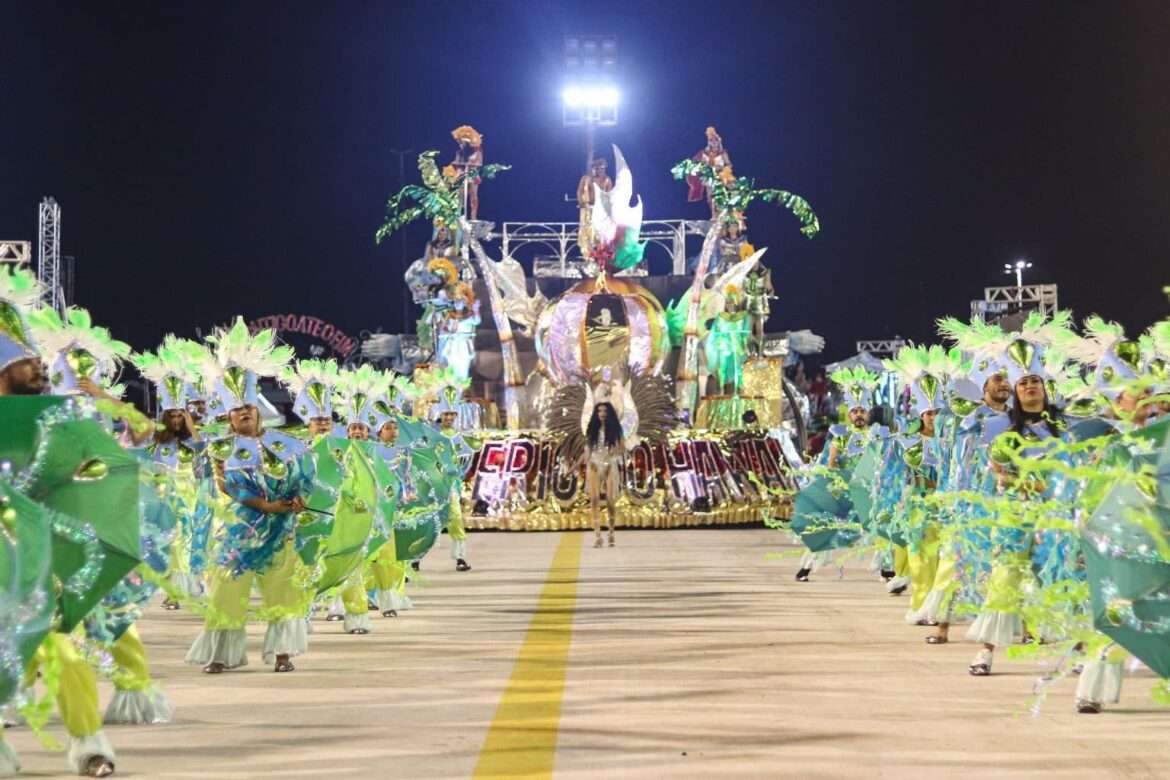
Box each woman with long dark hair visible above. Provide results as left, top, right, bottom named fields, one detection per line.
left=967, top=371, right=1065, bottom=676
left=583, top=401, right=625, bottom=547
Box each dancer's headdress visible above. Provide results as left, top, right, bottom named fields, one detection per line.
left=28, top=306, right=131, bottom=394
left=133, top=334, right=201, bottom=414
left=883, top=345, right=961, bottom=416
left=282, top=358, right=340, bottom=423
left=1065, top=316, right=1145, bottom=395
left=830, top=366, right=880, bottom=411
left=205, top=317, right=293, bottom=414
left=451, top=125, right=483, bottom=147
left=936, top=316, right=1008, bottom=402
left=335, top=364, right=389, bottom=428
left=0, top=265, right=43, bottom=372
left=1144, top=319, right=1170, bottom=394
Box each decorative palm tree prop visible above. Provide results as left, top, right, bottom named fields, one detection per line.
left=669, top=159, right=820, bottom=416
left=375, top=151, right=522, bottom=425
left=375, top=150, right=511, bottom=243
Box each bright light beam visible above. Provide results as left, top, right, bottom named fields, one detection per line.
left=561, top=85, right=620, bottom=108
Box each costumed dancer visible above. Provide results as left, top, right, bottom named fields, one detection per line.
left=687, top=126, right=733, bottom=218
left=328, top=365, right=388, bottom=635
left=1061, top=318, right=1162, bottom=712
left=280, top=358, right=354, bottom=628
left=185, top=318, right=314, bottom=674
left=922, top=318, right=1013, bottom=645
left=432, top=382, right=474, bottom=571
left=4, top=281, right=139, bottom=776
left=883, top=346, right=950, bottom=626
left=743, top=258, right=774, bottom=358
left=792, top=367, right=879, bottom=582
left=577, top=157, right=613, bottom=257
left=714, top=215, right=753, bottom=277
left=425, top=218, right=472, bottom=284
left=966, top=332, right=1068, bottom=676
left=436, top=284, right=481, bottom=384
left=547, top=369, right=675, bottom=548
left=133, top=336, right=207, bottom=609
left=705, top=288, right=750, bottom=396
left=370, top=375, right=417, bottom=615
left=582, top=397, right=625, bottom=548
left=449, top=125, right=484, bottom=221
left=29, top=307, right=180, bottom=736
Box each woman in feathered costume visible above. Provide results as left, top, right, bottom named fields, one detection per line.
left=133, top=336, right=207, bottom=608
left=436, top=283, right=481, bottom=383
left=583, top=395, right=625, bottom=547
left=548, top=368, right=675, bottom=548
left=704, top=286, right=750, bottom=395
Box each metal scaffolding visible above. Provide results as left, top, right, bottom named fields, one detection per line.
left=970, top=283, right=1058, bottom=320
left=495, top=218, right=710, bottom=277
left=0, top=240, right=31, bottom=267
left=855, top=339, right=906, bottom=357
left=38, top=197, right=66, bottom=313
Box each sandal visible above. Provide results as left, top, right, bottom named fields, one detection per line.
left=274, top=659, right=296, bottom=673
left=325, top=614, right=343, bottom=622
left=382, top=609, right=398, bottom=618
left=1076, top=698, right=1102, bottom=714
left=925, top=635, right=948, bottom=645
left=347, top=628, right=370, bottom=635
left=455, top=559, right=471, bottom=572
left=85, top=756, right=115, bottom=777
left=202, top=662, right=226, bottom=675
left=915, top=619, right=939, bottom=627
left=795, top=568, right=810, bottom=582
left=968, top=649, right=993, bottom=676
left=162, top=599, right=180, bottom=611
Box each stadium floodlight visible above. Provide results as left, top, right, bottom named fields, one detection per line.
left=561, top=86, right=619, bottom=111
left=1003, top=258, right=1033, bottom=288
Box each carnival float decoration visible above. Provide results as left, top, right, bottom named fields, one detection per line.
left=669, top=154, right=820, bottom=419
left=367, top=133, right=820, bottom=529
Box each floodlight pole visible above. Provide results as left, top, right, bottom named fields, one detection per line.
left=585, top=119, right=595, bottom=172
left=390, top=147, right=414, bottom=333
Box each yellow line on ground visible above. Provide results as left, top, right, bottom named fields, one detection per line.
left=473, top=532, right=583, bottom=779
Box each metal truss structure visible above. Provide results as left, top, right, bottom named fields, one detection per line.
left=495, top=218, right=711, bottom=277
left=855, top=339, right=906, bottom=357
left=38, top=197, right=66, bottom=313
left=970, top=283, right=1058, bottom=320
left=0, top=240, right=31, bottom=266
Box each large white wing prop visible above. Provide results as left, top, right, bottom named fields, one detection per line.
left=591, top=145, right=643, bottom=245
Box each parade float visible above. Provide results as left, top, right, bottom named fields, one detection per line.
left=365, top=128, right=826, bottom=530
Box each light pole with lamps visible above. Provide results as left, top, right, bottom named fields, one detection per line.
left=1004, top=258, right=1033, bottom=303
left=389, top=147, right=415, bottom=332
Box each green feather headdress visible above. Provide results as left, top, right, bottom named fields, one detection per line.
left=27, top=306, right=131, bottom=394
left=282, top=358, right=340, bottom=423
left=883, top=344, right=945, bottom=415
left=1065, top=315, right=1143, bottom=395
left=205, top=317, right=293, bottom=413
left=334, top=363, right=390, bottom=428
left=133, top=334, right=200, bottom=413
left=829, top=365, right=879, bottom=410
left=0, top=265, right=43, bottom=371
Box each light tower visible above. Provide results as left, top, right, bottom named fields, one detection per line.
left=1003, top=257, right=1033, bottom=301
left=38, top=197, right=66, bottom=313
left=561, top=35, right=619, bottom=171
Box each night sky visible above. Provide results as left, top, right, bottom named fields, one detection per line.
left=3, top=0, right=1168, bottom=362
